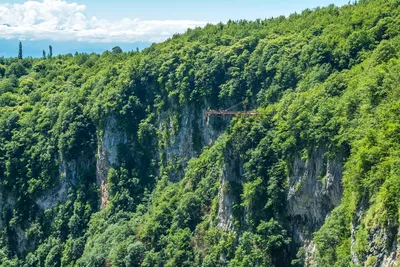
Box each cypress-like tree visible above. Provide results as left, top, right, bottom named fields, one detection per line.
left=42, top=50, right=46, bottom=59
left=48, top=45, right=53, bottom=59
left=18, top=41, right=22, bottom=59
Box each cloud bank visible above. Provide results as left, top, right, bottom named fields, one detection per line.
left=0, top=0, right=209, bottom=43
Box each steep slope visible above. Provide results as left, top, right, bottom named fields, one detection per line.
left=0, top=0, right=400, bottom=266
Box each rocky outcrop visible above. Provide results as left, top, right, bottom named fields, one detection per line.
left=160, top=105, right=225, bottom=182
left=36, top=179, right=68, bottom=211
left=96, top=116, right=127, bottom=209
left=217, top=166, right=238, bottom=231
left=159, top=106, right=196, bottom=182
left=212, top=141, right=400, bottom=266
left=287, top=147, right=344, bottom=264
left=95, top=106, right=223, bottom=208
left=217, top=143, right=243, bottom=232
left=36, top=155, right=95, bottom=211
left=351, top=222, right=399, bottom=267
left=36, top=159, right=76, bottom=211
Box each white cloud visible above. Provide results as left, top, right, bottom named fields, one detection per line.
left=0, top=0, right=209, bottom=43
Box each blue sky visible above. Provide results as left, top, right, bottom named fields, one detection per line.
left=4, top=0, right=350, bottom=21
left=49, top=0, right=351, bottom=21
left=0, top=0, right=350, bottom=57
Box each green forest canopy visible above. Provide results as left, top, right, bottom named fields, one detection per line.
left=0, top=0, right=400, bottom=266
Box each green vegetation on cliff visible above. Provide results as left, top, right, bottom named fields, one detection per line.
left=0, top=0, right=400, bottom=266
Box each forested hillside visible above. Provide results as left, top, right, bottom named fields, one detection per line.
left=0, top=0, right=400, bottom=266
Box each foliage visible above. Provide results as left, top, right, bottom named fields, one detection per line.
left=0, top=0, right=400, bottom=266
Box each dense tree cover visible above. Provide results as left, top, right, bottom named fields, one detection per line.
left=0, top=0, right=400, bottom=266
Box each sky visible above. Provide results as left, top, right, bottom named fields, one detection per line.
left=0, top=0, right=350, bottom=57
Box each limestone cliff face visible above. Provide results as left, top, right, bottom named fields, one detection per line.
left=95, top=105, right=224, bottom=208
left=217, top=147, right=243, bottom=231
left=158, top=105, right=197, bottom=182
left=3, top=97, right=399, bottom=265
left=367, top=225, right=399, bottom=267
left=36, top=158, right=82, bottom=211
left=96, top=116, right=127, bottom=209
left=90, top=106, right=398, bottom=266
left=32, top=116, right=127, bottom=212
left=1, top=156, right=93, bottom=254
left=212, top=145, right=345, bottom=264
left=158, top=104, right=233, bottom=230
left=351, top=213, right=400, bottom=267
left=284, top=147, right=399, bottom=267
left=11, top=101, right=395, bottom=265
left=216, top=166, right=237, bottom=232
left=286, top=147, right=344, bottom=265
left=159, top=105, right=225, bottom=181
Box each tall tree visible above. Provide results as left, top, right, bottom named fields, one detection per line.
left=112, top=46, right=123, bottom=53
left=18, top=41, right=22, bottom=60
left=42, top=50, right=46, bottom=59
left=48, top=45, right=53, bottom=59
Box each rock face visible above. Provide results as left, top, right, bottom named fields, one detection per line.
left=96, top=116, right=127, bottom=209
left=213, top=145, right=346, bottom=263
left=284, top=147, right=399, bottom=266
left=3, top=97, right=399, bottom=264
left=288, top=148, right=343, bottom=233
left=212, top=134, right=244, bottom=232
left=161, top=110, right=399, bottom=267
left=160, top=105, right=225, bottom=182
left=351, top=222, right=400, bottom=267
left=379, top=229, right=400, bottom=267
left=36, top=158, right=79, bottom=211
left=159, top=105, right=197, bottom=182
left=287, top=147, right=344, bottom=264
left=217, top=160, right=241, bottom=232
left=95, top=106, right=224, bottom=208
left=217, top=166, right=236, bottom=231
left=36, top=178, right=68, bottom=211
left=32, top=115, right=128, bottom=213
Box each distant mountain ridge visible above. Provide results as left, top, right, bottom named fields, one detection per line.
left=0, top=39, right=151, bottom=58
